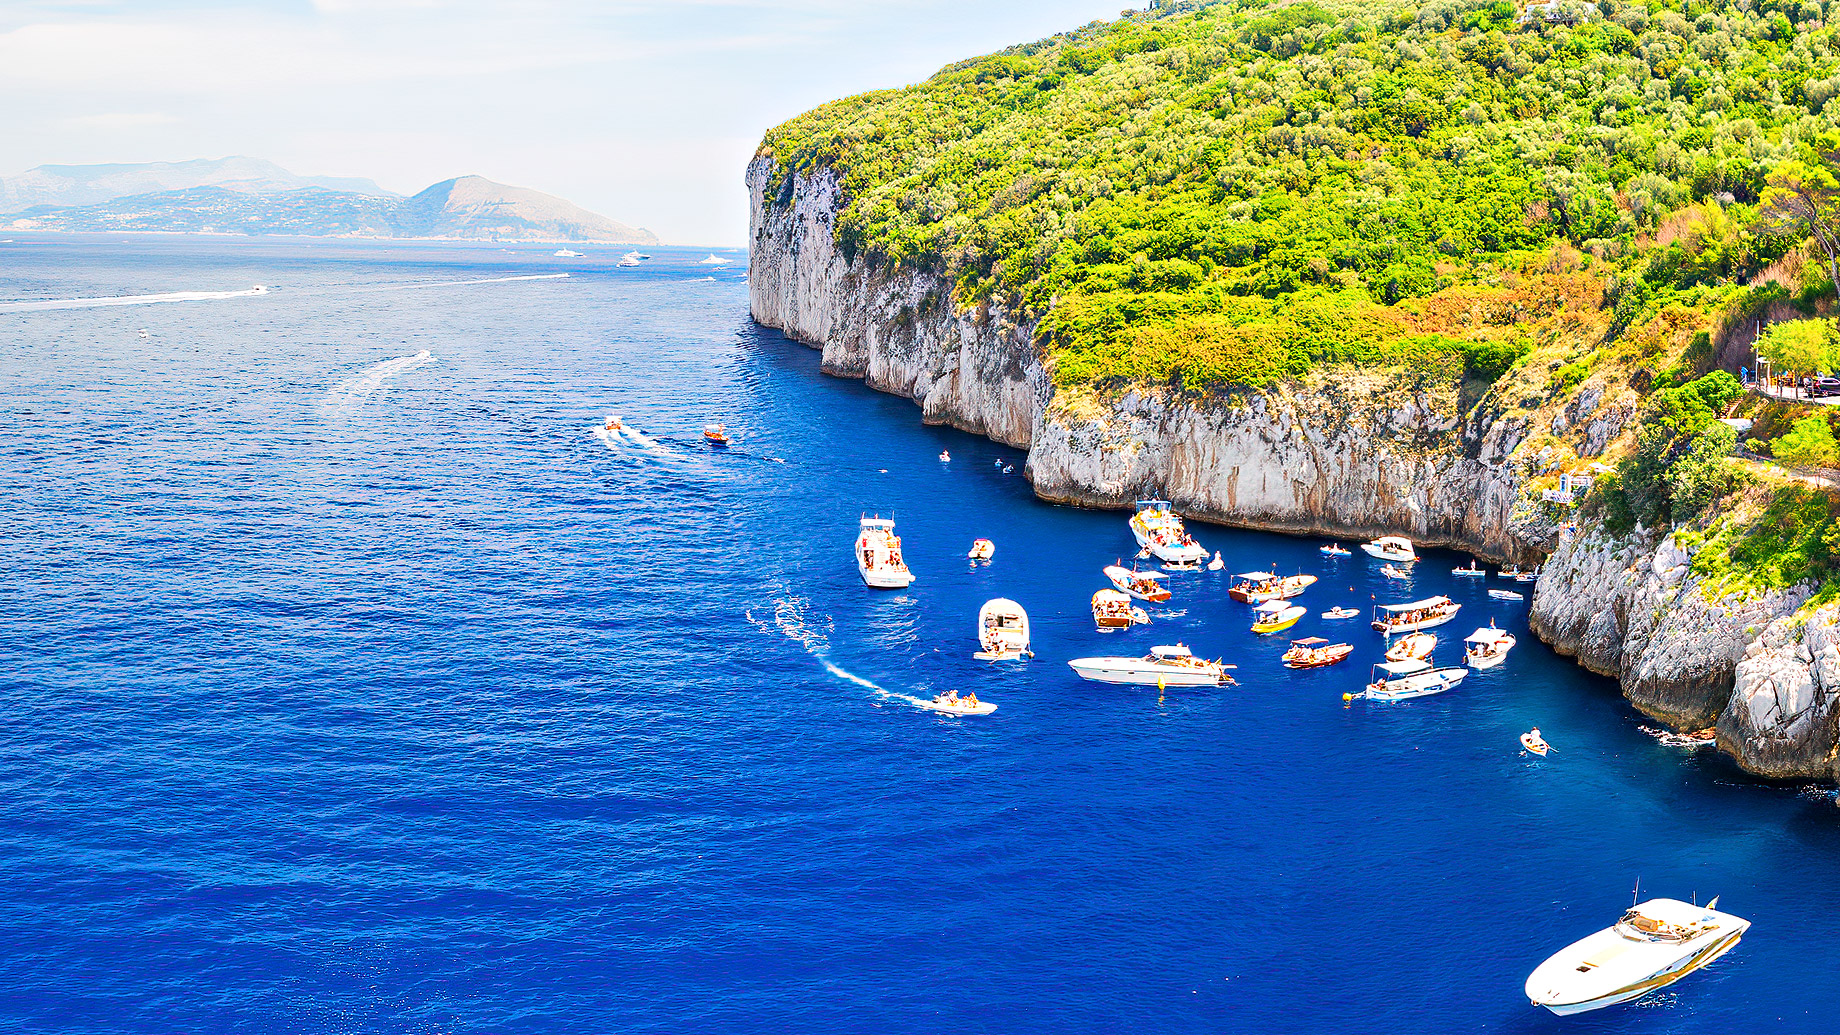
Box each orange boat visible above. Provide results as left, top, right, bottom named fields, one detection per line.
left=704, top=423, right=730, bottom=447
left=1281, top=637, right=1353, bottom=669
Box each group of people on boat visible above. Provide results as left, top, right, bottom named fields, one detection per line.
left=933, top=690, right=980, bottom=708
left=1378, top=601, right=1456, bottom=630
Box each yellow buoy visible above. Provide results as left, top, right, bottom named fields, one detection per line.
left=1342, top=692, right=1353, bottom=702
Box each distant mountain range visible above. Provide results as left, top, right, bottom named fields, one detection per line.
left=0, top=158, right=657, bottom=245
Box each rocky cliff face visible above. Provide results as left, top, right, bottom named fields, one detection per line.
left=747, top=156, right=1839, bottom=785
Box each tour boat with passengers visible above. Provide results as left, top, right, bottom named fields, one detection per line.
left=1091, top=589, right=1150, bottom=631
left=1464, top=624, right=1516, bottom=669
left=703, top=423, right=730, bottom=447
left=1359, top=657, right=1467, bottom=700
left=1384, top=632, right=1437, bottom=662
left=974, top=598, right=1032, bottom=661
left=1227, top=570, right=1318, bottom=603
left=1128, top=499, right=1209, bottom=565
left=1104, top=564, right=1172, bottom=603
left=1372, top=596, right=1460, bottom=634
left=1525, top=897, right=1750, bottom=1015
left=1067, top=644, right=1235, bottom=687
left=856, top=515, right=914, bottom=589
left=1250, top=600, right=1307, bottom=635
left=1361, top=535, right=1417, bottom=562
left=1282, top=637, right=1352, bottom=669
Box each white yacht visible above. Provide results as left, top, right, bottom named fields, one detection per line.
left=974, top=598, right=1031, bottom=661
left=1359, top=658, right=1467, bottom=700
left=855, top=516, right=914, bottom=589
left=617, top=253, right=642, bottom=267
left=1128, top=499, right=1208, bottom=565
left=1067, top=645, right=1234, bottom=687
left=1464, top=624, right=1516, bottom=669
left=1361, top=535, right=1417, bottom=562
left=553, top=249, right=583, bottom=257
left=1526, top=897, right=1750, bottom=1015
left=1371, top=596, right=1460, bottom=634
left=698, top=254, right=732, bottom=266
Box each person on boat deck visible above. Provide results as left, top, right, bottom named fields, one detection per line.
left=966, top=692, right=979, bottom=706
left=1528, top=726, right=1544, bottom=744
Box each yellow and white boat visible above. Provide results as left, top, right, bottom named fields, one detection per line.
left=1250, top=601, right=1306, bottom=634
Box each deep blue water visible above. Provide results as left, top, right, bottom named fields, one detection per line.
left=1, top=234, right=1836, bottom=1034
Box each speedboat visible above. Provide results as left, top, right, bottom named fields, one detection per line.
left=967, top=538, right=995, bottom=561
left=1104, top=564, right=1172, bottom=603
left=1359, top=658, right=1467, bottom=700
left=1207, top=551, right=1225, bottom=571
left=704, top=423, right=731, bottom=446
left=1525, top=897, right=1750, bottom=1015
left=554, top=248, right=584, bottom=257
left=1091, top=589, right=1150, bottom=631
left=1490, top=589, right=1526, bottom=601
left=1371, top=596, right=1460, bottom=634
left=1361, top=535, right=1417, bottom=562
left=1282, top=637, right=1352, bottom=669
left=1128, top=499, right=1208, bottom=565
left=617, top=253, right=641, bottom=267
left=1464, top=623, right=1516, bottom=669
left=1067, top=644, right=1235, bottom=687
left=856, top=515, right=914, bottom=589
left=602, top=414, right=623, bottom=432
left=1453, top=561, right=1485, bottom=576
left=919, top=690, right=996, bottom=716
left=1320, top=543, right=1352, bottom=557
left=1251, top=601, right=1306, bottom=635
left=1381, top=564, right=1411, bottom=580
left=698, top=254, right=732, bottom=266
left=1227, top=571, right=1318, bottom=603
left=974, top=597, right=1031, bottom=661
left=1384, top=632, right=1437, bottom=662
left=1322, top=606, right=1361, bottom=620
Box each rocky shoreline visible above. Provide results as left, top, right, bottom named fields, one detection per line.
left=747, top=157, right=1840, bottom=786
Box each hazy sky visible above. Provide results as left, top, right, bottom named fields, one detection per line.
left=0, top=1, right=1138, bottom=244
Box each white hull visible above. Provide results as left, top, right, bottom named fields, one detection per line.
left=1067, top=658, right=1224, bottom=686
left=1467, top=647, right=1512, bottom=669
left=1528, top=904, right=1749, bottom=1016
left=859, top=565, right=913, bottom=589
left=1364, top=667, right=1467, bottom=700
left=1374, top=610, right=1458, bottom=634
left=918, top=698, right=997, bottom=716
left=1148, top=540, right=1207, bottom=564
left=1361, top=545, right=1416, bottom=562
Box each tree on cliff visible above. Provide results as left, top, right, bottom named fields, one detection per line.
left=1773, top=414, right=1840, bottom=469
left=1758, top=150, right=1840, bottom=297
left=1756, top=319, right=1840, bottom=379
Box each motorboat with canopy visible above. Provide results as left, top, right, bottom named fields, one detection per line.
left=1359, top=657, right=1467, bottom=700
left=1371, top=596, right=1460, bottom=634
left=1525, top=897, right=1749, bottom=1015
left=1250, top=599, right=1306, bottom=634
left=1091, top=589, right=1150, bottom=631
left=974, top=598, right=1032, bottom=661
left=1227, top=571, right=1318, bottom=603
left=1464, top=624, right=1517, bottom=669
left=856, top=515, right=914, bottom=589
left=1281, top=637, right=1352, bottom=669
left=1067, top=644, right=1236, bottom=687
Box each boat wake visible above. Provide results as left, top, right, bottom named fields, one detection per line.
left=325, top=350, right=434, bottom=410
left=0, top=284, right=268, bottom=313
left=746, top=595, right=931, bottom=710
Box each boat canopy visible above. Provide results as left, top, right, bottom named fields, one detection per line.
left=1234, top=571, right=1276, bottom=581
left=1290, top=637, right=1329, bottom=646
left=1376, top=596, right=1453, bottom=612
left=1092, top=589, right=1130, bottom=604
left=860, top=515, right=896, bottom=529
left=1253, top=599, right=1292, bottom=613
left=1374, top=658, right=1432, bottom=675
left=1133, top=498, right=1172, bottom=510
left=1150, top=645, right=1194, bottom=658
left=1371, top=535, right=1413, bottom=548
left=1465, top=627, right=1513, bottom=644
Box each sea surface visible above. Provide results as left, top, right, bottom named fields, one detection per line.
left=1, top=234, right=1836, bottom=1034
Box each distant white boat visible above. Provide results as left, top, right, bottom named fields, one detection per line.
left=698, top=254, right=732, bottom=266
left=1359, top=658, right=1467, bottom=700
left=1320, top=543, right=1352, bottom=557
left=1361, top=536, right=1417, bottom=562
left=1453, top=561, right=1485, bottom=576
left=919, top=690, right=996, bottom=716
left=1207, top=551, right=1225, bottom=571
left=553, top=249, right=583, bottom=257
left=1489, top=589, right=1526, bottom=602
left=617, top=253, right=642, bottom=267
left=967, top=538, right=994, bottom=561
left=1372, top=596, right=1460, bottom=634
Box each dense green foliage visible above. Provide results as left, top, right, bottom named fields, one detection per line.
left=1595, top=370, right=1744, bottom=527
left=1772, top=411, right=1840, bottom=464
left=761, top=0, right=1840, bottom=389
left=1756, top=316, right=1840, bottom=373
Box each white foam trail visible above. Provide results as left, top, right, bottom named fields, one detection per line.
left=748, top=596, right=930, bottom=708
left=592, top=427, right=623, bottom=452
left=618, top=424, right=681, bottom=462
left=0, top=284, right=268, bottom=313
left=325, top=350, right=434, bottom=409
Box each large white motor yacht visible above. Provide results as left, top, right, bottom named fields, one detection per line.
left=1128, top=499, right=1209, bottom=564
left=855, top=516, right=914, bottom=589
left=1360, top=535, right=1418, bottom=562
left=1525, top=897, right=1750, bottom=1015
left=1067, top=644, right=1233, bottom=687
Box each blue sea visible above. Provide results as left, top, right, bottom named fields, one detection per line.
left=1, top=235, right=1836, bottom=1033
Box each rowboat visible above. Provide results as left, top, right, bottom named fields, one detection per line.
left=1320, top=543, right=1352, bottom=557
left=1520, top=729, right=1551, bottom=755
left=1384, top=632, right=1436, bottom=662
left=1489, top=589, right=1525, bottom=601
left=1322, top=606, right=1361, bottom=620
left=967, top=538, right=995, bottom=561
left=1381, top=564, right=1411, bottom=580
left=704, top=423, right=730, bottom=446
left=1452, top=561, right=1485, bottom=576
left=1361, top=535, right=1417, bottom=562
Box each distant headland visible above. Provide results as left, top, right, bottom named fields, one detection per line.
left=1, top=157, right=658, bottom=245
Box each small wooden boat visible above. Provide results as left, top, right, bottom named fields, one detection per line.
left=1322, top=606, right=1361, bottom=620
left=1228, top=571, right=1317, bottom=603
left=974, top=597, right=1032, bottom=661
left=1520, top=729, right=1551, bottom=756
left=1207, top=551, right=1225, bottom=571
left=1361, top=536, right=1417, bottom=562
left=1105, top=564, right=1172, bottom=603
left=1452, top=561, right=1485, bottom=576
left=1320, top=543, right=1352, bottom=557
left=1499, top=565, right=1523, bottom=579
left=1489, top=589, right=1526, bottom=601
left=1381, top=564, right=1412, bottom=580
left=1516, top=565, right=1541, bottom=583
left=1251, top=601, right=1306, bottom=634
left=1384, top=632, right=1436, bottom=662
left=1282, top=637, right=1353, bottom=669
left=938, top=450, right=950, bottom=462
left=967, top=538, right=995, bottom=561
left=1092, top=589, right=1150, bottom=631
left=703, top=423, right=731, bottom=446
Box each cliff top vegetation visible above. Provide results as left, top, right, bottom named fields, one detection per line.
left=758, top=0, right=1840, bottom=393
